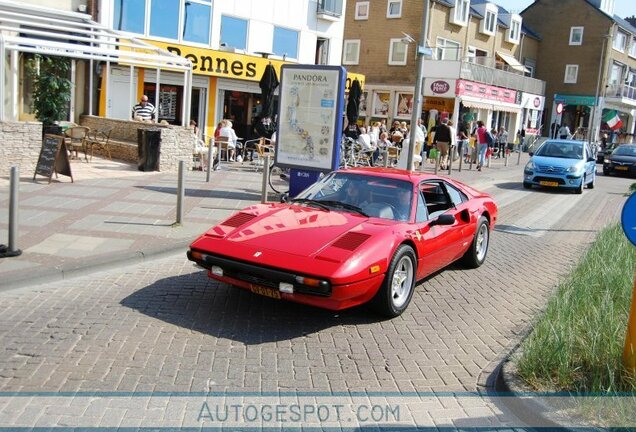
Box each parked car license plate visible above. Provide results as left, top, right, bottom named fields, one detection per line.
left=616, top=166, right=629, bottom=171
left=250, top=284, right=281, bottom=299
left=539, top=181, right=559, bottom=187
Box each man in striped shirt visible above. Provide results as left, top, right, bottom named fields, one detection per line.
left=131, top=95, right=156, bottom=122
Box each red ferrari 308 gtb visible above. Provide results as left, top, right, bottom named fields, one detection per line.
left=188, top=167, right=497, bottom=317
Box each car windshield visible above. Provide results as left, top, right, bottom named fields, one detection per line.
left=535, top=141, right=583, bottom=159
left=296, top=172, right=413, bottom=221
left=612, top=146, right=636, bottom=156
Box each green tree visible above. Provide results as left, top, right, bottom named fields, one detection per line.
left=25, top=55, right=72, bottom=125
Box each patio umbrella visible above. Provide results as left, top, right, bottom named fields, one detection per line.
left=255, top=63, right=279, bottom=138
left=344, top=78, right=362, bottom=139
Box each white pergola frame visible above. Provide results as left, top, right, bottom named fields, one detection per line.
left=0, top=0, right=193, bottom=125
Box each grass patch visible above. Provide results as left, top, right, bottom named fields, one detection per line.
left=517, top=223, right=636, bottom=393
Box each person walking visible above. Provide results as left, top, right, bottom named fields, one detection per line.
left=432, top=118, right=452, bottom=170
left=558, top=123, right=571, bottom=139
left=474, top=121, right=489, bottom=171
left=131, top=95, right=156, bottom=122
left=497, top=127, right=509, bottom=158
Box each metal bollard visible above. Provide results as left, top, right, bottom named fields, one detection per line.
left=487, top=150, right=492, bottom=168
left=505, top=149, right=509, bottom=166
left=517, top=146, right=522, bottom=165
left=176, top=160, right=185, bottom=225
left=434, top=152, right=440, bottom=174
left=206, top=139, right=215, bottom=182
left=5, top=166, right=22, bottom=257
left=384, top=150, right=389, bottom=168
left=261, top=155, right=270, bottom=204
left=420, top=151, right=427, bottom=172
left=447, top=146, right=453, bottom=175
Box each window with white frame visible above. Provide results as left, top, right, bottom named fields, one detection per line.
left=220, top=15, right=248, bottom=50
left=630, top=37, right=636, bottom=58
left=609, top=62, right=624, bottom=86
left=388, top=38, right=408, bottom=65
left=273, top=27, right=299, bottom=59
left=524, top=58, right=536, bottom=77
left=450, top=0, right=470, bottom=26
left=114, top=0, right=213, bottom=45
left=613, top=30, right=627, bottom=52
left=387, top=0, right=402, bottom=18
left=564, top=64, right=579, bottom=83
left=569, top=27, right=583, bottom=45
left=507, top=18, right=521, bottom=44
left=343, top=39, right=360, bottom=65
left=482, top=9, right=497, bottom=35
left=435, top=37, right=461, bottom=61
left=355, top=1, right=369, bottom=20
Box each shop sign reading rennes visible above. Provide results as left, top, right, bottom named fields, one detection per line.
left=141, top=40, right=364, bottom=88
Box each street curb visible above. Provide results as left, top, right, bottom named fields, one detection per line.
left=0, top=240, right=192, bottom=292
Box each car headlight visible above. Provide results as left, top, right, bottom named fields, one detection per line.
left=604, top=158, right=610, bottom=164
left=525, top=161, right=535, bottom=170
left=567, top=164, right=584, bottom=173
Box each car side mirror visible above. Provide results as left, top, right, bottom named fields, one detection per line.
left=429, top=214, right=455, bottom=226
left=280, top=193, right=289, bottom=203
left=528, top=152, right=534, bottom=157
left=587, top=157, right=595, bottom=162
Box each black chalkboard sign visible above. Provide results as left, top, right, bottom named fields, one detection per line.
left=33, top=134, right=73, bottom=183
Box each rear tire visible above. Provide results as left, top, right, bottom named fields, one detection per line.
left=462, top=216, right=490, bottom=269
left=372, top=245, right=416, bottom=318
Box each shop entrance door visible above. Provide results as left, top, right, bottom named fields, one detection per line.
left=190, top=87, right=207, bottom=133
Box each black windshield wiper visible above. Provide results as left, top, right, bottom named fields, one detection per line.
left=315, top=200, right=369, bottom=217
left=290, top=198, right=331, bottom=211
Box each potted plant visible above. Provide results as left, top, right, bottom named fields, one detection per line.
left=25, top=54, right=72, bottom=137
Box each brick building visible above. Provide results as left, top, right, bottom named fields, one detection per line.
left=522, top=0, right=636, bottom=142
left=343, top=0, right=546, bottom=140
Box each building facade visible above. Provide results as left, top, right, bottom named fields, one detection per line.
left=522, top=0, right=636, bottom=142
left=99, top=0, right=353, bottom=140
left=343, top=0, right=545, bottom=140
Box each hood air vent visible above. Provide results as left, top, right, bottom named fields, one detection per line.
left=221, top=213, right=257, bottom=228
left=332, top=232, right=371, bottom=251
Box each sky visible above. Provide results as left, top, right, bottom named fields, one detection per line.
left=494, top=0, right=636, bottom=18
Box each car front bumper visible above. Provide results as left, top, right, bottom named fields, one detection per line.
left=523, top=171, right=584, bottom=189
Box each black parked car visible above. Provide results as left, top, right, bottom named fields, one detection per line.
left=603, top=144, right=636, bottom=177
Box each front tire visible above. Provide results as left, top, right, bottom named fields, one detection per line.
left=575, top=176, right=584, bottom=194
left=587, top=172, right=595, bottom=189
left=522, top=181, right=532, bottom=189
left=462, top=216, right=490, bottom=269
left=372, top=245, right=416, bottom=318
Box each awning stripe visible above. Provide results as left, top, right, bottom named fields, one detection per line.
left=461, top=100, right=494, bottom=110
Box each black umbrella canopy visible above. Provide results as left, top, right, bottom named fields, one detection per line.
left=344, top=78, right=362, bottom=139
left=346, top=78, right=362, bottom=125
left=259, top=63, right=279, bottom=119
left=255, top=63, right=279, bottom=138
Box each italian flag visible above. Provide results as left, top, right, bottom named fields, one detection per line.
left=603, top=110, right=623, bottom=130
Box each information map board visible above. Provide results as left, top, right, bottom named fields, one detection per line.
left=33, top=135, right=73, bottom=183
left=275, top=65, right=346, bottom=172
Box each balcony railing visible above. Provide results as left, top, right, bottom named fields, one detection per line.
left=606, top=83, right=636, bottom=104
left=316, top=0, right=343, bottom=18
left=460, top=58, right=545, bottom=95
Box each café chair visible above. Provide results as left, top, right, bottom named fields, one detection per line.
left=64, top=126, right=90, bottom=162
left=87, top=127, right=113, bottom=162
